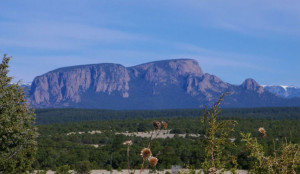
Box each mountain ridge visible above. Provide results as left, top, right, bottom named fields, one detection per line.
left=263, top=85, right=300, bottom=98
left=27, top=59, right=300, bottom=109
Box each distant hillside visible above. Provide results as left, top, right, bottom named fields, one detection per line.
left=263, top=85, right=300, bottom=98
left=28, top=59, right=300, bottom=109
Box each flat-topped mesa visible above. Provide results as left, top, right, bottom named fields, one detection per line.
left=129, top=59, right=203, bottom=84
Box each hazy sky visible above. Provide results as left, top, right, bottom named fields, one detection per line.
left=1, top=1, right=300, bottom=86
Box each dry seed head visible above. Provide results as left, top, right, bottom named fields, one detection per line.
left=140, top=148, right=152, bottom=159
left=258, top=127, right=266, bottom=137
left=123, top=140, right=133, bottom=146
left=148, top=156, right=158, bottom=166
left=153, top=121, right=161, bottom=130
left=161, top=121, right=167, bottom=129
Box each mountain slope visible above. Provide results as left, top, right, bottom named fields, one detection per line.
left=28, top=59, right=300, bottom=109
left=263, top=85, right=300, bottom=98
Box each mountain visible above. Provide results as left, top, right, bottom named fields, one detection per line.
left=263, top=85, right=300, bottom=98
left=27, top=59, right=300, bottom=109
left=9, top=82, right=31, bottom=95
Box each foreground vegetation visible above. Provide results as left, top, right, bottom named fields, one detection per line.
left=0, top=55, right=37, bottom=174
left=35, top=107, right=300, bottom=173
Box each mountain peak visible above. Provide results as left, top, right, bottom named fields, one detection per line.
left=243, top=78, right=258, bottom=85
left=132, top=59, right=203, bottom=77
left=241, top=78, right=264, bottom=93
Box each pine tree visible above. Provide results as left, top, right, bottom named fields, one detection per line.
left=0, top=54, right=37, bottom=173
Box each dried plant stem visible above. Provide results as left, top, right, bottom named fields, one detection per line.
left=139, top=121, right=165, bottom=174
left=148, top=129, right=161, bottom=149
left=147, top=130, right=155, bottom=148
left=139, top=159, right=145, bottom=174
left=148, top=129, right=161, bottom=148
left=6, top=145, right=24, bottom=161
left=153, top=129, right=161, bottom=140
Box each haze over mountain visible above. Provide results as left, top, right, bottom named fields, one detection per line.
left=27, top=59, right=300, bottom=109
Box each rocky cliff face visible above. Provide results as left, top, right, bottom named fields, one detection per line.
left=241, top=78, right=264, bottom=93
left=28, top=59, right=300, bottom=109
left=129, top=59, right=203, bottom=84
left=30, top=64, right=130, bottom=107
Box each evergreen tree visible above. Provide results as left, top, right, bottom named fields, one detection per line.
left=0, top=54, right=38, bottom=173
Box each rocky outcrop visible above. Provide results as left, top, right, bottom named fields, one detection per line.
left=129, top=59, right=203, bottom=84
left=28, top=59, right=300, bottom=109
left=241, top=78, right=264, bottom=94
left=30, top=64, right=130, bottom=107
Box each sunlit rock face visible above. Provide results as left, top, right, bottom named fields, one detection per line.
left=28, top=59, right=300, bottom=109
left=30, top=63, right=130, bottom=107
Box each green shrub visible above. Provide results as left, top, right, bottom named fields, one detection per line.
left=105, top=164, right=111, bottom=171
left=241, top=132, right=300, bottom=174
left=75, top=161, right=91, bottom=174
left=201, top=93, right=237, bottom=174
left=55, top=165, right=72, bottom=174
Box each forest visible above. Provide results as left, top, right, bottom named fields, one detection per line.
left=34, top=107, right=300, bottom=172
left=35, top=107, right=300, bottom=124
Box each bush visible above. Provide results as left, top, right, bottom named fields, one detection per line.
left=75, top=161, right=91, bottom=174
left=201, top=93, right=237, bottom=173
left=241, top=132, right=300, bottom=173
left=55, top=165, right=72, bottom=174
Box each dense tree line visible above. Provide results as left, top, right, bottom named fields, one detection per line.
left=37, top=117, right=300, bottom=142
left=35, top=116, right=300, bottom=171
left=35, top=107, right=300, bottom=124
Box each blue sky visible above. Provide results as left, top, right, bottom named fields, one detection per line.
left=1, top=0, right=300, bottom=86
